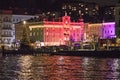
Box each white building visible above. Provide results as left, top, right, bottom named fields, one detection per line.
left=0, top=12, right=38, bottom=49
left=12, top=15, right=38, bottom=24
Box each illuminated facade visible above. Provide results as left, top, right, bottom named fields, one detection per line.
left=29, top=22, right=44, bottom=47
left=101, top=22, right=116, bottom=39
left=16, top=16, right=115, bottom=47
left=84, top=22, right=116, bottom=42
left=84, top=23, right=102, bottom=42
left=29, top=15, right=84, bottom=46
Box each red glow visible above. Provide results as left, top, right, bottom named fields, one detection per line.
left=44, top=16, right=84, bottom=46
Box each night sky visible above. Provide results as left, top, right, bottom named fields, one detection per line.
left=82, top=0, right=118, bottom=6
left=0, top=0, right=119, bottom=11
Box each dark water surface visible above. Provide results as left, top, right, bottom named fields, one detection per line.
left=0, top=53, right=120, bottom=80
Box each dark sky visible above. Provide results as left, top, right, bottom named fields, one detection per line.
left=81, top=0, right=119, bottom=6
left=0, top=0, right=119, bottom=11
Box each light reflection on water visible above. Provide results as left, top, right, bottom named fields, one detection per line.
left=0, top=54, right=120, bottom=80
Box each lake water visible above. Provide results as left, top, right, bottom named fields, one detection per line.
left=0, top=53, right=120, bottom=80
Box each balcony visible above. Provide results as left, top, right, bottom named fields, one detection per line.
left=3, top=19, right=11, bottom=22
left=1, top=34, right=13, bottom=37
left=2, top=27, right=12, bottom=30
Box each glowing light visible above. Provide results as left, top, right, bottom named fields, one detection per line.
left=23, top=21, right=26, bottom=25
left=41, top=42, right=44, bottom=46
left=102, top=22, right=115, bottom=39
left=29, top=15, right=85, bottom=46
left=65, top=21, right=68, bottom=24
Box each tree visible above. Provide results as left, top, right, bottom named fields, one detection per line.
left=116, top=38, right=120, bottom=45
left=20, top=25, right=30, bottom=48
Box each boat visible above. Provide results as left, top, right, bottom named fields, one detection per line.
left=51, top=49, right=120, bottom=58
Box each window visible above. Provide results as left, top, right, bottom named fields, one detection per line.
left=13, top=32, right=15, bottom=35
left=37, top=32, right=39, bottom=36
left=30, top=32, right=32, bottom=36
left=46, top=32, right=48, bottom=35
left=85, top=8, right=88, bottom=11
left=16, top=19, right=18, bottom=22
left=13, top=19, right=15, bottom=22
left=30, top=28, right=32, bottom=31
left=33, top=32, right=35, bottom=36
left=102, top=28, right=104, bottom=31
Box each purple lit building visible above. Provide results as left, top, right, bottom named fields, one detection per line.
left=84, top=22, right=116, bottom=43
left=101, top=22, right=116, bottom=39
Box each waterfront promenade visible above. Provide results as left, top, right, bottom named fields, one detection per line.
left=1, top=48, right=120, bottom=58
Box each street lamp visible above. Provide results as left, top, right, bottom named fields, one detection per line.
left=23, top=20, right=26, bottom=25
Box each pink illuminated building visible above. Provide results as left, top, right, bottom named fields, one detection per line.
left=43, top=15, right=84, bottom=46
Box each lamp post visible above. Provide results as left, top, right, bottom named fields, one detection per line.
left=23, top=21, right=26, bottom=25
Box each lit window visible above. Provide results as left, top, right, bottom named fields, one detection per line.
left=62, top=6, right=66, bottom=9
left=81, top=5, right=84, bottom=7
left=47, top=12, right=50, bottom=14
left=72, top=7, right=74, bottom=11
left=81, top=13, right=84, bottom=15
left=53, top=13, right=55, bottom=16
left=30, top=32, right=32, bottom=36
left=65, top=21, right=68, bottom=24
left=30, top=28, right=32, bottom=31
left=85, top=8, right=88, bottom=11
left=85, top=12, right=88, bottom=14
left=46, top=32, right=48, bottom=35
left=74, top=7, right=76, bottom=11
left=69, top=12, right=71, bottom=14
left=109, top=12, right=111, bottom=14
left=33, top=32, right=35, bottom=36
left=79, top=10, right=81, bottom=14
left=69, top=5, right=71, bottom=9
left=92, top=9, right=96, bottom=11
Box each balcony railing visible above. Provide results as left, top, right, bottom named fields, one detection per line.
left=1, top=34, right=13, bottom=37
left=2, top=27, right=12, bottom=30
left=3, top=20, right=11, bottom=22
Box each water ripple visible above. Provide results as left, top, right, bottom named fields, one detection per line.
left=0, top=54, right=120, bottom=80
